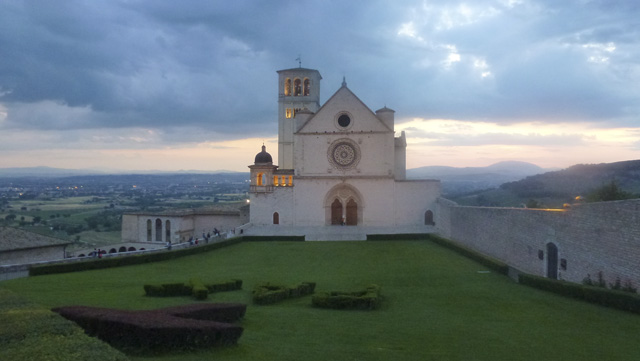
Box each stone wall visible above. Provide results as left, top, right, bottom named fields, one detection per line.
left=437, top=198, right=640, bottom=288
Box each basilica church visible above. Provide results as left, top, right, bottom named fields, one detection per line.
left=122, top=67, right=440, bottom=243
left=243, top=67, right=440, bottom=240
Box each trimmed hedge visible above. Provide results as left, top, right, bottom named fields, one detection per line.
left=53, top=303, right=246, bottom=354
left=0, top=288, right=129, bottom=361
left=426, top=234, right=510, bottom=275
left=241, top=235, right=305, bottom=242
left=252, top=282, right=316, bottom=305
left=367, top=233, right=429, bottom=241
left=29, top=238, right=243, bottom=276
left=519, top=273, right=640, bottom=314
left=312, top=284, right=382, bottom=310
left=144, top=279, right=243, bottom=300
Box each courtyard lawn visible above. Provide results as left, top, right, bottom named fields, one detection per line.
left=2, top=240, right=640, bottom=361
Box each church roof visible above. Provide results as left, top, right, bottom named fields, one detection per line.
left=296, top=84, right=393, bottom=133
left=0, top=227, right=71, bottom=252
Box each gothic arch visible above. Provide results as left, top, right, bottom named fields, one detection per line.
left=165, top=220, right=171, bottom=242
left=324, top=184, right=364, bottom=226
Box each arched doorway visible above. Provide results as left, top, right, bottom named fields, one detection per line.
left=331, top=199, right=342, bottom=225
left=346, top=199, right=357, bottom=225
left=273, top=212, right=280, bottom=225
left=325, top=184, right=363, bottom=226
left=424, top=210, right=434, bottom=225
left=546, top=242, right=558, bottom=279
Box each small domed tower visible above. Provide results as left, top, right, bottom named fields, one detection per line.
left=249, top=145, right=277, bottom=193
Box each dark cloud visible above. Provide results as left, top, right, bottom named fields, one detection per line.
left=0, top=0, right=638, bottom=139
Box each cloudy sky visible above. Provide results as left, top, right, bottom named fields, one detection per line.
left=1, top=0, right=639, bottom=172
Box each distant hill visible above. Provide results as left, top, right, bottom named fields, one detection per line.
left=408, top=161, right=556, bottom=196
left=0, top=166, right=104, bottom=178
left=0, top=167, right=244, bottom=178
left=452, top=159, right=640, bottom=207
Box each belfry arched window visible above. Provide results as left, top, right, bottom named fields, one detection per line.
left=294, top=78, right=302, bottom=96
left=284, top=78, right=292, bottom=96
left=303, top=78, right=310, bottom=96
left=257, top=173, right=264, bottom=186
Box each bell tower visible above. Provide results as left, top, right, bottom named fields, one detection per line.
left=276, top=67, right=322, bottom=169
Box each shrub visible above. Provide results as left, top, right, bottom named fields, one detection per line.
left=144, top=279, right=243, bottom=300
left=312, top=284, right=381, bottom=310
left=252, top=282, right=316, bottom=305
left=0, top=288, right=128, bottom=361
left=189, top=279, right=208, bottom=300
left=53, top=303, right=246, bottom=354
left=29, top=238, right=243, bottom=276
left=519, top=274, right=640, bottom=314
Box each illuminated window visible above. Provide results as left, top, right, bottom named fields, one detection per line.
left=286, top=108, right=294, bottom=118
left=294, top=78, right=302, bottom=96
left=288, top=175, right=293, bottom=186
left=273, top=175, right=279, bottom=186
left=303, top=78, right=310, bottom=96
left=284, top=78, right=291, bottom=96
left=257, top=173, right=264, bottom=186
left=281, top=176, right=286, bottom=186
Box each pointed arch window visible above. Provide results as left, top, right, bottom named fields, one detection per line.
left=155, top=218, right=162, bottom=242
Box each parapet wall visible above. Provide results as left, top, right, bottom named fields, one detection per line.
left=437, top=198, right=640, bottom=288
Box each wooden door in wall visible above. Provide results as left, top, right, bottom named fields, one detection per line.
left=346, top=199, right=357, bottom=226
left=331, top=199, right=342, bottom=225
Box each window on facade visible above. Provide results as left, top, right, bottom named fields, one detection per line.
left=288, top=175, right=293, bottom=186
left=146, top=219, right=152, bottom=242
left=257, top=173, right=264, bottom=186
left=165, top=220, right=171, bottom=242
left=273, top=175, right=279, bottom=186
left=281, top=176, right=286, bottom=186
left=273, top=212, right=279, bottom=225
left=155, top=219, right=162, bottom=242
left=286, top=108, right=294, bottom=119
left=294, top=78, right=302, bottom=96
left=303, top=78, right=310, bottom=96
left=284, top=78, right=292, bottom=96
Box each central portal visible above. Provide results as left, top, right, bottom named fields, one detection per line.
left=325, top=184, right=362, bottom=226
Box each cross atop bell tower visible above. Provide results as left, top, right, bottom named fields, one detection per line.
left=276, top=67, right=322, bottom=169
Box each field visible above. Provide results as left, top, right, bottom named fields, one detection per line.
left=2, top=240, right=640, bottom=361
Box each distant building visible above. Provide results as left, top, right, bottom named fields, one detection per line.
left=121, top=205, right=249, bottom=244
left=0, top=227, right=71, bottom=265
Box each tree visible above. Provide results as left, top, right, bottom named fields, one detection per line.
left=586, top=180, right=635, bottom=202
left=5, top=214, right=16, bottom=221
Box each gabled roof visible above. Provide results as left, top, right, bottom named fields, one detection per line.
left=0, top=227, right=71, bottom=252
left=296, top=83, right=393, bottom=133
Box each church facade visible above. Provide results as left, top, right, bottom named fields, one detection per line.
left=244, top=67, right=440, bottom=239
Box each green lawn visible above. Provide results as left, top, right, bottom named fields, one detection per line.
left=2, top=241, right=639, bottom=361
